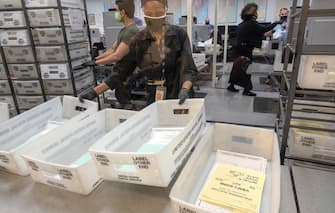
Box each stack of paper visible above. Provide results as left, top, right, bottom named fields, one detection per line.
left=197, top=151, right=267, bottom=213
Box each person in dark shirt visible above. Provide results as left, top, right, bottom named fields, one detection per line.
left=227, top=3, right=281, bottom=96
left=80, top=0, right=197, bottom=105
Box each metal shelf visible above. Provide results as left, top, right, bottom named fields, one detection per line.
left=285, top=155, right=335, bottom=167
left=279, top=0, right=335, bottom=166
left=24, top=6, right=84, bottom=10
left=0, top=0, right=94, bottom=114
left=0, top=8, right=24, bottom=11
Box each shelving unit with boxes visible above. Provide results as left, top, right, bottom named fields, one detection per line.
left=0, top=0, right=95, bottom=114
left=278, top=0, right=335, bottom=167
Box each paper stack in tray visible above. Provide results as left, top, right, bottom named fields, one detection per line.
left=197, top=151, right=267, bottom=213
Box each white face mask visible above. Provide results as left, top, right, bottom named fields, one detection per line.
left=144, top=14, right=167, bottom=32
left=143, top=14, right=167, bottom=19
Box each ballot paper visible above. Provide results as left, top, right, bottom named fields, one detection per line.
left=197, top=151, right=267, bottom=213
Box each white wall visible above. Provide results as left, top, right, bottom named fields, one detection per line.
left=86, top=0, right=112, bottom=33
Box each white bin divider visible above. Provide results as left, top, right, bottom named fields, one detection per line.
left=0, top=96, right=98, bottom=176
left=170, top=123, right=281, bottom=213
left=89, top=99, right=206, bottom=187
left=0, top=103, right=10, bottom=123
left=21, top=109, right=136, bottom=194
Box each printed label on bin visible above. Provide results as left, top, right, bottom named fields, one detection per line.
left=27, top=160, right=39, bottom=172
left=0, top=154, right=10, bottom=164
left=132, top=156, right=151, bottom=169
left=95, top=154, right=110, bottom=166
left=118, top=175, right=142, bottom=182
left=179, top=206, right=197, bottom=213
left=58, top=169, right=73, bottom=180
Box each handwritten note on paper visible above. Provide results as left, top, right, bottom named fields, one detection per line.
left=199, top=164, right=266, bottom=213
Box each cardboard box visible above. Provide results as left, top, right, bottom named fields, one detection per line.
left=27, top=9, right=83, bottom=27
left=170, top=123, right=281, bottom=213
left=0, top=96, right=98, bottom=176
left=0, top=103, right=10, bottom=123
left=289, top=120, right=335, bottom=164
left=0, top=64, right=8, bottom=79
left=13, top=80, right=42, bottom=95
left=22, top=109, right=136, bottom=195
left=0, top=29, right=31, bottom=46
left=8, top=64, right=39, bottom=79
left=36, top=42, right=89, bottom=62
left=25, top=0, right=82, bottom=8
left=0, top=96, right=15, bottom=109
left=0, top=80, right=11, bottom=95
left=0, top=11, right=26, bottom=28
left=4, top=46, right=35, bottom=63
left=90, top=99, right=206, bottom=187
left=298, top=55, right=335, bottom=90
left=33, top=27, right=87, bottom=45
left=17, top=95, right=44, bottom=110
left=0, top=0, right=22, bottom=9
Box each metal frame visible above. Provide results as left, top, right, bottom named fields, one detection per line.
left=279, top=0, right=335, bottom=166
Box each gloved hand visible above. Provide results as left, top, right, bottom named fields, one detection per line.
left=178, top=88, right=190, bottom=105
left=83, top=60, right=96, bottom=67
left=79, top=87, right=98, bottom=102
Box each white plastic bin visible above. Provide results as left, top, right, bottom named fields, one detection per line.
left=0, top=96, right=98, bottom=176
left=0, top=0, right=22, bottom=9
left=0, top=29, right=31, bottom=46
left=292, top=100, right=335, bottom=121
left=298, top=55, right=335, bottom=90
left=90, top=99, right=206, bottom=187
left=170, top=123, right=281, bottom=213
left=0, top=103, right=10, bottom=123
left=22, top=109, right=136, bottom=194
left=289, top=119, right=335, bottom=164
left=0, top=11, right=26, bottom=28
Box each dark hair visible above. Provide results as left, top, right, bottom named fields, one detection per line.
left=280, top=8, right=289, bottom=13
left=241, top=3, right=258, bottom=20
left=141, top=0, right=168, bottom=8
left=116, top=0, right=135, bottom=18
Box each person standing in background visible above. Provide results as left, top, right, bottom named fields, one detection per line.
left=265, top=8, right=289, bottom=43
left=95, top=0, right=138, bottom=65
left=80, top=0, right=138, bottom=106
left=227, top=3, right=281, bottom=96
left=205, top=18, right=214, bottom=38
left=80, top=0, right=197, bottom=105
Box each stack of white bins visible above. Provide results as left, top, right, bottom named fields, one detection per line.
left=289, top=100, right=335, bottom=164
left=0, top=96, right=97, bottom=176
left=0, top=3, right=44, bottom=111
left=22, top=108, right=136, bottom=195
left=25, top=0, right=93, bottom=96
